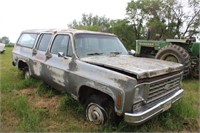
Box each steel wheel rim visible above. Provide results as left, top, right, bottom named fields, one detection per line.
left=163, top=54, right=179, bottom=63
left=86, top=103, right=105, bottom=125
left=25, top=71, right=30, bottom=79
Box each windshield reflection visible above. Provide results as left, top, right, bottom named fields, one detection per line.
left=74, top=34, right=128, bottom=57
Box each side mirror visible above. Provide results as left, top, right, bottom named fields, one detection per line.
left=58, top=52, right=64, bottom=57
left=129, top=49, right=136, bottom=55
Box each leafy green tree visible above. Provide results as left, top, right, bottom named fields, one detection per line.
left=0, top=36, right=10, bottom=44
left=110, top=19, right=136, bottom=49
left=126, top=0, right=165, bottom=39
left=68, top=14, right=137, bottom=50
left=68, top=13, right=111, bottom=32
left=126, top=0, right=200, bottom=39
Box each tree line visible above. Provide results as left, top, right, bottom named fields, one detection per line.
left=68, top=0, right=200, bottom=49
left=0, top=36, right=10, bottom=44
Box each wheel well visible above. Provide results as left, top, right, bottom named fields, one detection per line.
left=18, top=61, right=28, bottom=71
left=78, top=86, right=114, bottom=105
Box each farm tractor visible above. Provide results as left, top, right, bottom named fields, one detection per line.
left=135, top=36, right=199, bottom=79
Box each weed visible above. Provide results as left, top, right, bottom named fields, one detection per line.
left=59, top=95, right=84, bottom=115
left=37, top=82, right=60, bottom=97
left=12, top=95, right=45, bottom=132
left=103, top=124, right=117, bottom=132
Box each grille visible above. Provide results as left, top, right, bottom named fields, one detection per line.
left=147, top=74, right=181, bottom=103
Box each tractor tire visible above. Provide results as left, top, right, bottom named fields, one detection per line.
left=191, top=58, right=199, bottom=79
left=155, top=44, right=191, bottom=77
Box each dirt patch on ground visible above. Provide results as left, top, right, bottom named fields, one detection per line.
left=12, top=88, right=36, bottom=96
left=19, top=88, right=36, bottom=95
left=0, top=92, right=3, bottom=97
left=34, top=96, right=60, bottom=110
left=1, top=110, right=19, bottom=132
left=18, top=88, right=61, bottom=111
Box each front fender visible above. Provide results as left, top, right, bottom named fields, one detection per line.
left=69, top=60, right=137, bottom=115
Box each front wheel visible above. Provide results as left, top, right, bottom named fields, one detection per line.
left=85, top=95, right=119, bottom=125
left=86, top=102, right=106, bottom=125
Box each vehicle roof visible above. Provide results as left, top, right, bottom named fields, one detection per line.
left=22, top=29, right=116, bottom=36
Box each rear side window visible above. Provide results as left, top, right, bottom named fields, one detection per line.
left=37, top=34, right=52, bottom=51
left=17, top=33, right=37, bottom=48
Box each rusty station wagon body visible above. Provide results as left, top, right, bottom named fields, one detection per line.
left=12, top=29, right=184, bottom=125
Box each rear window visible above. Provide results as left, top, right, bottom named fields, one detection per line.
left=17, top=33, right=38, bottom=48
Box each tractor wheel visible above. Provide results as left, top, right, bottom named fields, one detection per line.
left=155, top=44, right=191, bottom=77
left=191, top=58, right=199, bottom=79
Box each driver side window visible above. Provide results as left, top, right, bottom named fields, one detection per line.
left=51, top=34, right=72, bottom=57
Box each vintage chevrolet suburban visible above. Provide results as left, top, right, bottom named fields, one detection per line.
left=12, top=29, right=184, bottom=125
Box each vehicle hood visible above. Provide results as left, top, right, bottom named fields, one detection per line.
left=81, top=55, right=183, bottom=79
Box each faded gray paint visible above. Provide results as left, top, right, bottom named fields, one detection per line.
left=12, top=29, right=184, bottom=124
left=81, top=55, right=183, bottom=79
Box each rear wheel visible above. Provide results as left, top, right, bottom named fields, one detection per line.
left=24, top=68, right=31, bottom=79
left=155, top=44, right=191, bottom=77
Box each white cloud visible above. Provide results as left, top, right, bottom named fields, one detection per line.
left=0, top=0, right=130, bottom=42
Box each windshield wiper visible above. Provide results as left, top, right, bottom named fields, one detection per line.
left=87, top=52, right=103, bottom=56
left=110, top=52, right=121, bottom=55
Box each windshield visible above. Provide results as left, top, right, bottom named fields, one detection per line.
left=74, top=34, right=128, bottom=57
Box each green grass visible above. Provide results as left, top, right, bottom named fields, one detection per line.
left=12, top=95, right=45, bottom=131
left=59, top=95, right=84, bottom=115
left=0, top=47, right=199, bottom=132
left=37, top=82, right=61, bottom=97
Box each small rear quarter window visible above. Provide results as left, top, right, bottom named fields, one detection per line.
left=17, top=33, right=38, bottom=48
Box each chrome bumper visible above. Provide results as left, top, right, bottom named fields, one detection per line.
left=124, top=89, right=184, bottom=125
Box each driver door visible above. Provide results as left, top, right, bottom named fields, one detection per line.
left=44, top=34, right=73, bottom=92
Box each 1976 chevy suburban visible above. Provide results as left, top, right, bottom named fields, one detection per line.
left=12, top=29, right=184, bottom=125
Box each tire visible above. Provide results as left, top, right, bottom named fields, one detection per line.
left=24, top=68, right=31, bottom=79
left=85, top=95, right=119, bottom=125
left=191, top=58, right=199, bottom=79
left=155, top=44, right=191, bottom=77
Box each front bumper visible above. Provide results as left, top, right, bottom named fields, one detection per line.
left=124, top=89, right=184, bottom=125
